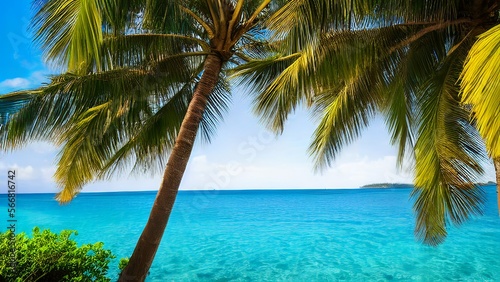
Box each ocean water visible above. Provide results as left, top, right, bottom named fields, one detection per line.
left=1, top=187, right=500, bottom=281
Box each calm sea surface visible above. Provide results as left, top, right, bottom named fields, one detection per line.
left=1, top=187, right=500, bottom=281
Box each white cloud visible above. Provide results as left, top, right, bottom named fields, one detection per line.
left=181, top=153, right=414, bottom=190
left=0, top=70, right=48, bottom=91
left=41, top=166, right=57, bottom=182
left=0, top=77, right=30, bottom=88
left=4, top=164, right=36, bottom=180
left=327, top=155, right=413, bottom=187
left=190, top=155, right=209, bottom=171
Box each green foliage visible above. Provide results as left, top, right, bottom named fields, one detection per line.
left=0, top=92, right=34, bottom=126
left=0, top=227, right=115, bottom=281
left=118, top=258, right=129, bottom=271
left=239, top=0, right=499, bottom=245
left=461, top=24, right=500, bottom=159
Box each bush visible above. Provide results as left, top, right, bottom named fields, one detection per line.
left=0, top=227, right=115, bottom=281
left=118, top=257, right=129, bottom=272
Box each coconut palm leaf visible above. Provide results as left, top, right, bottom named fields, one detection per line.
left=100, top=0, right=143, bottom=34
left=412, top=50, right=486, bottom=245
left=461, top=24, right=500, bottom=159
left=101, top=34, right=210, bottom=68
left=32, top=0, right=105, bottom=72
left=0, top=92, right=34, bottom=128
left=0, top=68, right=174, bottom=147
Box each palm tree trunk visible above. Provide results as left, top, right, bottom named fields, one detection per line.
left=118, top=54, right=223, bottom=281
left=495, top=158, right=500, bottom=214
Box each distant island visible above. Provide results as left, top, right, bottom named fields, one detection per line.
left=361, top=183, right=413, bottom=189
left=361, top=181, right=496, bottom=189
left=477, top=181, right=497, bottom=186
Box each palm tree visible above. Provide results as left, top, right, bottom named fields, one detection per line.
left=234, top=0, right=500, bottom=245
left=0, top=0, right=288, bottom=280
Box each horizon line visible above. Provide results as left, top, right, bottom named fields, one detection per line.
left=2, top=182, right=496, bottom=195
left=0, top=186, right=403, bottom=195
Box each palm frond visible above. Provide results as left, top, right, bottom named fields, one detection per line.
left=199, top=73, right=232, bottom=143
left=55, top=101, right=119, bottom=202
left=32, top=0, right=104, bottom=72
left=305, top=25, right=424, bottom=170
left=308, top=62, right=384, bottom=171
left=412, top=46, right=486, bottom=245
left=379, top=29, right=450, bottom=166
left=461, top=24, right=500, bottom=159
left=101, top=0, right=143, bottom=34
left=381, top=76, right=416, bottom=167
left=97, top=89, right=188, bottom=180
left=0, top=58, right=199, bottom=148
left=0, top=92, right=34, bottom=127
left=231, top=52, right=305, bottom=132
left=101, top=33, right=210, bottom=70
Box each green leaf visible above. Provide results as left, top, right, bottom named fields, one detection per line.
left=461, top=24, right=500, bottom=159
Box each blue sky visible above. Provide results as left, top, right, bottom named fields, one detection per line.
left=0, top=2, right=494, bottom=194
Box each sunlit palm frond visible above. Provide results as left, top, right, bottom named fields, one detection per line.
left=54, top=101, right=123, bottom=202
left=314, top=25, right=415, bottom=86
left=461, top=24, right=500, bottom=159
left=267, top=0, right=355, bottom=40
left=381, top=27, right=465, bottom=166
left=266, top=0, right=432, bottom=51
left=102, top=80, right=225, bottom=176
left=32, top=0, right=104, bottom=72
left=308, top=63, right=384, bottom=171
left=100, top=33, right=210, bottom=70
left=231, top=52, right=305, bottom=132
left=266, top=0, right=328, bottom=52
left=98, top=87, right=190, bottom=180
left=269, top=0, right=479, bottom=59
left=307, top=25, right=425, bottom=171
left=0, top=58, right=199, bottom=148
left=252, top=47, right=316, bottom=133
left=199, top=73, right=232, bottom=143
left=0, top=85, right=77, bottom=148
left=53, top=80, right=191, bottom=202
left=49, top=73, right=194, bottom=201
left=413, top=48, right=486, bottom=245
left=379, top=29, right=450, bottom=166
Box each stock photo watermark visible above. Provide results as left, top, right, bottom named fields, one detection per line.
left=7, top=17, right=38, bottom=70
left=6, top=169, right=17, bottom=275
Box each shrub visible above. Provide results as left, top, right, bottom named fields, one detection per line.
left=118, top=257, right=129, bottom=272
left=0, top=227, right=115, bottom=281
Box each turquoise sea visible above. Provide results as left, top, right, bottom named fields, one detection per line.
left=2, top=187, right=500, bottom=281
